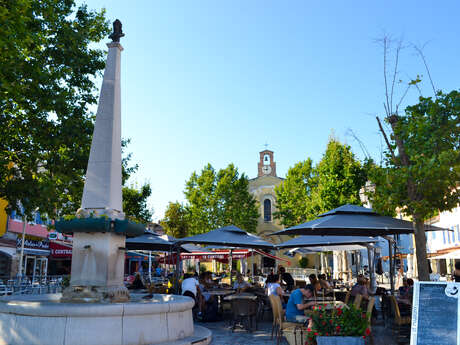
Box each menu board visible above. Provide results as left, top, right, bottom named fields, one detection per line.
left=411, top=281, right=460, bottom=345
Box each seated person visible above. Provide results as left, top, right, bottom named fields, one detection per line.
left=454, top=262, right=460, bottom=282
left=351, top=274, right=369, bottom=300
left=318, top=273, right=332, bottom=292
left=233, top=273, right=250, bottom=293
left=266, top=274, right=284, bottom=297
left=130, top=273, right=145, bottom=290
left=198, top=273, right=214, bottom=315
left=182, top=273, right=201, bottom=308
left=279, top=266, right=295, bottom=291
left=285, top=285, right=317, bottom=323
left=399, top=278, right=414, bottom=304
left=398, top=278, right=409, bottom=297
left=309, top=273, right=318, bottom=286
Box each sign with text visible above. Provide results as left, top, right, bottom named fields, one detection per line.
left=16, top=235, right=49, bottom=250
left=411, top=281, right=460, bottom=345
left=49, top=242, right=72, bottom=258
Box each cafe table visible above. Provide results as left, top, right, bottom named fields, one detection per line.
left=206, top=289, right=236, bottom=314
left=307, top=300, right=348, bottom=311
left=223, top=292, right=257, bottom=301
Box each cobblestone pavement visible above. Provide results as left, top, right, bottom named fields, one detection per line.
left=197, top=318, right=402, bottom=345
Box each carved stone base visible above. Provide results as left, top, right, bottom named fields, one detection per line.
left=61, top=285, right=129, bottom=303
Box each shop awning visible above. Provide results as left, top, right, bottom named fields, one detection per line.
left=0, top=246, right=16, bottom=257
left=429, top=249, right=460, bottom=260
left=50, top=242, right=72, bottom=258
left=23, top=248, right=50, bottom=256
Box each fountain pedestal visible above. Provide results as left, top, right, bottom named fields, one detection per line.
left=62, top=232, right=128, bottom=303
left=0, top=19, right=211, bottom=345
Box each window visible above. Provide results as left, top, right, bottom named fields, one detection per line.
left=34, top=212, right=43, bottom=225
left=457, top=225, right=460, bottom=243
left=443, top=231, right=446, bottom=244
left=264, top=199, right=271, bottom=222
left=432, top=231, right=436, bottom=240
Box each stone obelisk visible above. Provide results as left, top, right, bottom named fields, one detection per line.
left=63, top=20, right=129, bottom=302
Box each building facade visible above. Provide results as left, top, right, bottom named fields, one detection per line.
left=248, top=150, right=284, bottom=239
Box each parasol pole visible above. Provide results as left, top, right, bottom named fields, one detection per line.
left=385, top=236, right=395, bottom=294
left=229, top=249, right=233, bottom=287
left=148, top=251, right=152, bottom=281
left=174, top=244, right=181, bottom=294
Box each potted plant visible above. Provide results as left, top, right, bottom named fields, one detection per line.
left=306, top=304, right=371, bottom=345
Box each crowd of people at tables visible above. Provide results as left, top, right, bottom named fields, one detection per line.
left=127, top=263, right=424, bottom=324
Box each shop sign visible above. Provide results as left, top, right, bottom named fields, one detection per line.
left=16, top=235, right=49, bottom=250
left=49, top=242, right=72, bottom=258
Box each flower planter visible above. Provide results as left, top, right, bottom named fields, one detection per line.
left=316, top=336, right=365, bottom=345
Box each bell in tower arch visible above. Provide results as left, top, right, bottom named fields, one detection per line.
left=264, top=154, right=270, bottom=164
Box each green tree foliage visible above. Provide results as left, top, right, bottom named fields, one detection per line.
left=275, top=139, right=369, bottom=227
left=184, top=163, right=259, bottom=234
left=0, top=0, right=110, bottom=218
left=121, top=139, right=153, bottom=223
left=161, top=202, right=189, bottom=238
left=274, top=159, right=315, bottom=227
left=370, top=90, right=460, bottom=280
left=310, top=139, right=369, bottom=216
left=122, top=184, right=153, bottom=224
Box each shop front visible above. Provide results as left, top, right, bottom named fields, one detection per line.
left=49, top=241, right=72, bottom=275
left=16, top=235, right=50, bottom=282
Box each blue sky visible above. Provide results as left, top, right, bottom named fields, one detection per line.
left=81, top=1, right=459, bottom=220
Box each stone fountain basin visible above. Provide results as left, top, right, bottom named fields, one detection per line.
left=0, top=293, right=198, bottom=345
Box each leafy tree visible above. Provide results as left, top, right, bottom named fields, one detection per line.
left=371, top=90, right=460, bottom=281
left=370, top=37, right=460, bottom=281
left=121, top=139, right=153, bottom=223
left=274, top=159, right=315, bottom=227
left=161, top=202, right=189, bottom=238
left=184, top=163, right=259, bottom=234
left=309, top=138, right=369, bottom=216
left=0, top=0, right=109, bottom=219
left=275, top=139, right=369, bottom=226
left=122, top=184, right=153, bottom=224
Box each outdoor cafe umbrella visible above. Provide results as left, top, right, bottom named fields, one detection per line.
left=126, top=232, right=177, bottom=281
left=276, top=235, right=379, bottom=287
left=270, top=204, right=445, bottom=237
left=176, top=225, right=275, bottom=285
left=126, top=232, right=175, bottom=252
left=270, top=204, right=448, bottom=292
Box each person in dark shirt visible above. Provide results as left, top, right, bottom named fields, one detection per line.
left=279, top=266, right=294, bottom=291
left=309, top=274, right=318, bottom=285
left=454, top=262, right=460, bottom=282
left=130, top=273, right=145, bottom=290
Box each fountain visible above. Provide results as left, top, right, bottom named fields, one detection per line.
left=0, top=20, right=211, bottom=345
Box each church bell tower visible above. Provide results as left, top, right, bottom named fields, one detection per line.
left=257, top=150, right=277, bottom=177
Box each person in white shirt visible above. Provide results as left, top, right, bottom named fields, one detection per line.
left=233, top=273, right=250, bottom=293
left=182, top=273, right=200, bottom=307
left=266, top=274, right=284, bottom=297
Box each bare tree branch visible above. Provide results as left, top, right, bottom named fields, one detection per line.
left=383, top=37, right=391, bottom=116
left=390, top=39, right=403, bottom=114
left=345, top=128, right=371, bottom=159
left=376, top=116, right=396, bottom=162
left=396, top=83, right=411, bottom=114
left=413, top=43, right=437, bottom=96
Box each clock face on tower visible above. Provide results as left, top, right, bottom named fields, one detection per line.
left=262, top=165, right=272, bottom=175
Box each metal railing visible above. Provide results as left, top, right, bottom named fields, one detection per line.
left=0, top=275, right=64, bottom=296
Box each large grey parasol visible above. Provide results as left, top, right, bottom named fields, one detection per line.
left=271, top=204, right=447, bottom=237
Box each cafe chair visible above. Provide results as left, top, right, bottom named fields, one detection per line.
left=257, top=294, right=272, bottom=321
left=230, top=297, right=258, bottom=332
left=389, top=295, right=411, bottom=343
left=344, top=291, right=351, bottom=304
left=269, top=295, right=297, bottom=345
left=365, top=297, right=376, bottom=345
left=353, top=294, right=363, bottom=309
